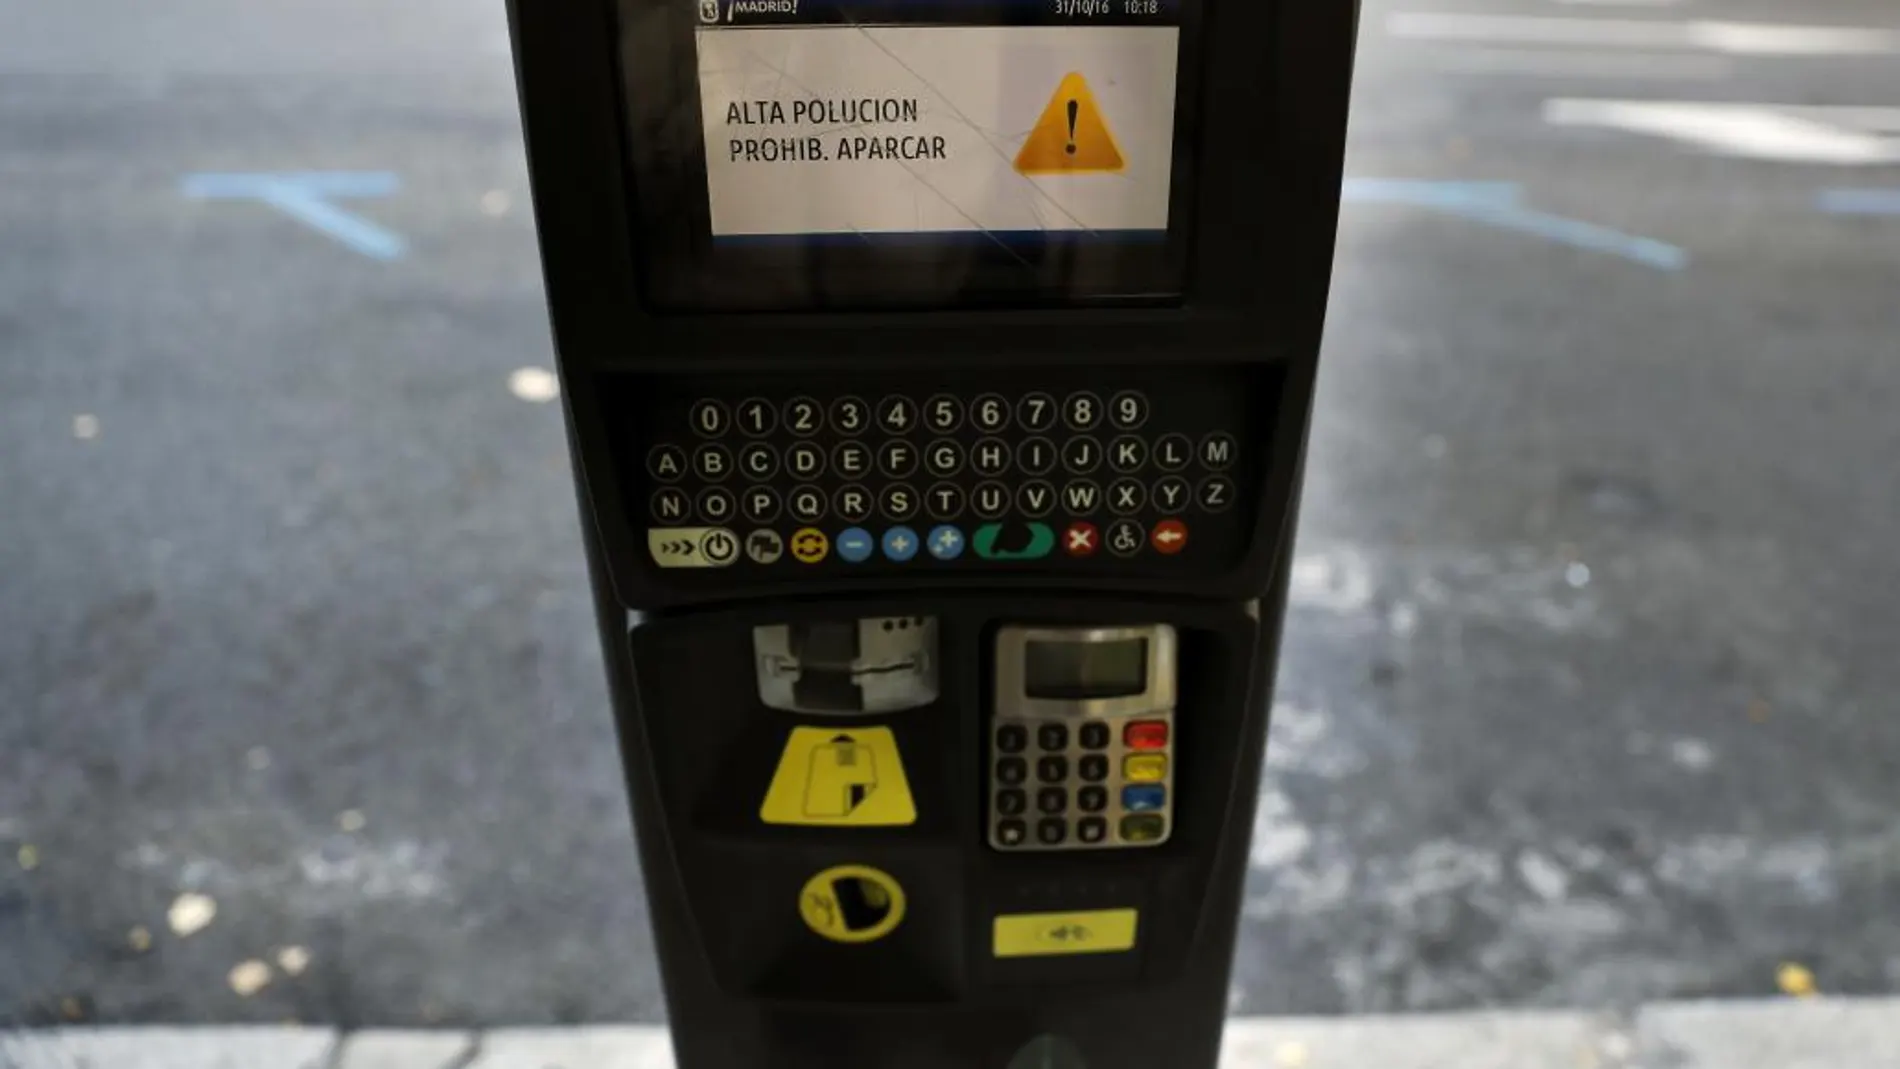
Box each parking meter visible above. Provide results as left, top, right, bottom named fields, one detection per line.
left=507, top=0, right=1356, bottom=1064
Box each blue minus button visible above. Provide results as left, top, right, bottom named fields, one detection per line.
left=837, top=527, right=874, bottom=563
left=1122, top=785, right=1167, bottom=812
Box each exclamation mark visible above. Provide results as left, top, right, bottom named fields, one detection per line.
left=1065, top=99, right=1079, bottom=155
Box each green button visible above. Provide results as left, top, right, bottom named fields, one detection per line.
left=973, top=523, right=1055, bottom=561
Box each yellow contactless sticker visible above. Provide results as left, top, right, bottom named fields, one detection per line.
left=1014, top=72, right=1126, bottom=176
left=994, top=909, right=1139, bottom=958
left=800, top=865, right=906, bottom=944
left=760, top=727, right=917, bottom=827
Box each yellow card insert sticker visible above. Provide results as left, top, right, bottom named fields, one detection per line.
left=761, top=726, right=917, bottom=827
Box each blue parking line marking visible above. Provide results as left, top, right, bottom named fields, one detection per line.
left=1817, top=189, right=1900, bottom=216
left=1344, top=179, right=1688, bottom=271
left=181, top=171, right=406, bottom=260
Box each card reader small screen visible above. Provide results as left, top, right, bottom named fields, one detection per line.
left=1024, top=638, right=1148, bottom=700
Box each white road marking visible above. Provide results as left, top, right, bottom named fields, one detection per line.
left=1545, top=100, right=1900, bottom=164
left=1427, top=46, right=1731, bottom=80
left=1389, top=14, right=1900, bottom=56
left=508, top=366, right=560, bottom=403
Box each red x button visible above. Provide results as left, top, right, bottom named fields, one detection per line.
left=1064, top=521, right=1099, bottom=558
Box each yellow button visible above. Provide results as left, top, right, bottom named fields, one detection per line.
left=1123, top=754, right=1168, bottom=782
left=993, top=909, right=1139, bottom=958
left=790, top=527, right=829, bottom=563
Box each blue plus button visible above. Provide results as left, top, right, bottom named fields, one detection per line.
left=1122, top=785, right=1167, bottom=812
left=882, top=525, right=921, bottom=562
left=926, top=525, right=965, bottom=561
left=836, top=527, right=874, bottom=563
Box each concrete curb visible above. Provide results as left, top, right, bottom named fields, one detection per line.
left=2, top=1000, right=1896, bottom=1068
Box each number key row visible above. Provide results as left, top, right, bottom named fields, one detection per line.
left=687, top=390, right=1153, bottom=439
left=649, top=432, right=1237, bottom=483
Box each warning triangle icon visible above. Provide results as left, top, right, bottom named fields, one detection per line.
left=1015, top=72, right=1125, bottom=176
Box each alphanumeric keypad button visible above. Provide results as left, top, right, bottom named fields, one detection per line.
left=738, top=442, right=779, bottom=481
left=1154, top=432, right=1194, bottom=473
left=789, top=485, right=828, bottom=522
left=1037, top=818, right=1068, bottom=845
left=973, top=392, right=1011, bottom=432
left=924, top=394, right=963, bottom=433
left=876, top=395, right=917, bottom=435
left=1109, top=390, right=1150, bottom=430
left=650, top=488, right=691, bottom=524
left=735, top=397, right=776, bottom=437
left=1063, top=391, right=1103, bottom=431
left=1079, top=722, right=1110, bottom=749
left=1017, top=480, right=1056, bottom=518
left=1198, top=475, right=1236, bottom=513
left=924, top=438, right=964, bottom=477
left=996, top=724, right=1028, bottom=753
left=782, top=396, right=823, bottom=437
left=926, top=482, right=965, bottom=520
left=879, top=483, right=920, bottom=522
left=878, top=439, right=919, bottom=478
left=688, top=399, right=729, bottom=438
left=829, top=396, right=869, bottom=436
left=1109, top=478, right=1147, bottom=516
left=834, top=484, right=875, bottom=524
left=997, top=757, right=1028, bottom=786
left=786, top=442, right=826, bottom=480
left=1078, top=816, right=1109, bottom=844
left=1200, top=432, right=1238, bottom=471
left=972, top=438, right=1012, bottom=477
left=973, top=481, right=1011, bottom=520
left=832, top=441, right=872, bottom=480
left=1062, top=436, right=1101, bottom=475
left=1079, top=754, right=1110, bottom=782
left=1037, top=787, right=1068, bottom=815
left=647, top=444, right=688, bottom=482
left=741, top=486, right=782, bottom=524
left=697, top=487, right=736, bottom=524
left=693, top=443, right=733, bottom=482
left=1017, top=392, right=1057, bottom=432
left=1037, top=755, right=1068, bottom=783
left=996, top=789, right=1028, bottom=817
left=1037, top=722, right=1069, bottom=751
left=1152, top=475, right=1192, bottom=515
left=1017, top=437, right=1056, bottom=476
left=997, top=819, right=1028, bottom=847
left=1077, top=785, right=1109, bottom=813
left=1109, top=435, right=1147, bottom=474
left=1061, top=480, right=1102, bottom=516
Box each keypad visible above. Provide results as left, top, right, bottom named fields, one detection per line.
left=631, top=376, right=1261, bottom=575
left=988, top=712, right=1175, bottom=851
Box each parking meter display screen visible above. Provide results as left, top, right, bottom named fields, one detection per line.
left=1024, top=639, right=1149, bottom=701
left=617, top=0, right=1200, bottom=308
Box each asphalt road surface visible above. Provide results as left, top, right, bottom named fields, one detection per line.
left=4, top=0, right=1900, bottom=1027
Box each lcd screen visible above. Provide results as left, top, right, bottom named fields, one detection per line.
left=1024, top=638, right=1149, bottom=700
left=616, top=0, right=1199, bottom=308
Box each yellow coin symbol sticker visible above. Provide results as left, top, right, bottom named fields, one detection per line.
left=799, top=864, right=905, bottom=944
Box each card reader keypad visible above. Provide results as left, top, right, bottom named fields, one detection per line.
left=989, top=712, right=1174, bottom=851
left=621, top=372, right=1268, bottom=579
